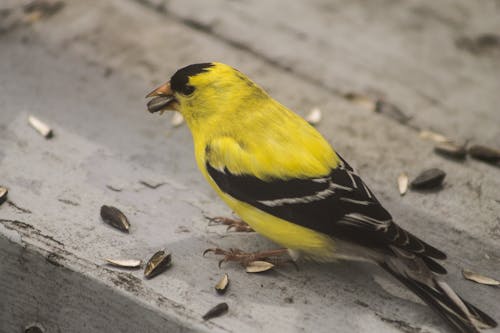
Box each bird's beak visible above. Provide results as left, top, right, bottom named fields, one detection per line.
left=145, top=82, right=178, bottom=113
left=146, top=82, right=172, bottom=98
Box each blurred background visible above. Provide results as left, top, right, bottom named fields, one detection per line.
left=2, top=0, right=500, bottom=144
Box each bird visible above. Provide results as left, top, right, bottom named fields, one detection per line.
left=146, top=62, right=497, bottom=333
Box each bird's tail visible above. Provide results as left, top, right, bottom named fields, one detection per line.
left=380, top=258, right=497, bottom=333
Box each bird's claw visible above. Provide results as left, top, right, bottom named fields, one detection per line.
left=205, top=215, right=254, bottom=232
left=226, top=223, right=253, bottom=232
left=203, top=247, right=228, bottom=256
left=202, top=247, right=291, bottom=268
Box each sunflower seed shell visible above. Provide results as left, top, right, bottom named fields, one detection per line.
left=28, top=115, right=53, bottom=138
left=462, top=269, right=500, bottom=286
left=343, top=92, right=375, bottom=110
left=147, top=96, right=174, bottom=113
left=410, top=168, right=446, bottom=189
left=398, top=173, right=408, bottom=196
left=305, top=108, right=322, bottom=125
left=105, top=258, right=142, bottom=269
left=144, top=250, right=171, bottom=279
left=215, top=273, right=229, bottom=294
left=171, top=112, right=184, bottom=127
left=468, top=145, right=500, bottom=163
left=434, top=142, right=467, bottom=160
left=419, top=130, right=450, bottom=144
left=0, top=186, right=8, bottom=205
left=24, top=324, right=45, bottom=333
left=100, top=205, right=130, bottom=232
left=245, top=260, right=274, bottom=273
left=202, top=302, right=229, bottom=320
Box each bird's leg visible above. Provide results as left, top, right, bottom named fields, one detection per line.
left=205, top=215, right=254, bottom=232
left=203, top=247, right=290, bottom=268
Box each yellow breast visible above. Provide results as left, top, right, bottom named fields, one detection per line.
left=219, top=191, right=337, bottom=261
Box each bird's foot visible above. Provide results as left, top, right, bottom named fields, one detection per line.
left=203, top=247, right=290, bottom=268
left=205, top=215, right=254, bottom=232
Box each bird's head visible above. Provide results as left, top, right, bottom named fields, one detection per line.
left=146, top=62, right=268, bottom=124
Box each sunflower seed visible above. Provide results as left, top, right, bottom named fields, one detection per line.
left=462, top=269, right=500, bottom=286
left=0, top=186, right=8, bottom=205
left=410, top=168, right=446, bottom=189
left=144, top=250, right=171, bottom=279
left=434, top=142, right=467, bottom=160
left=419, top=130, right=450, bottom=144
left=468, top=145, right=500, bottom=164
left=147, top=96, right=174, bottom=113
left=202, top=302, right=228, bottom=320
left=105, top=258, right=142, bottom=269
left=215, top=273, right=229, bottom=294
left=245, top=260, right=274, bottom=273
left=397, top=173, right=408, bottom=196
left=305, top=107, right=322, bottom=125
left=100, top=205, right=130, bottom=233
left=28, top=115, right=53, bottom=138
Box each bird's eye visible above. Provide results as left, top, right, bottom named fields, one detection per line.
left=182, top=85, right=195, bottom=95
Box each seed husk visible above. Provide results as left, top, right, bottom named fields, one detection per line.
left=100, top=205, right=130, bottom=232
left=468, top=145, right=500, bottom=164
left=147, top=96, right=174, bottom=113
left=419, top=130, right=450, bottom=144
left=144, top=250, right=172, bottom=279
left=24, top=324, right=44, bottom=333
left=170, top=111, right=184, bottom=127
left=305, top=107, right=322, bottom=125
left=202, top=302, right=229, bottom=320
left=434, top=142, right=467, bottom=160
left=343, top=92, right=375, bottom=110
left=0, top=186, right=8, bottom=205
left=245, top=260, right=274, bottom=273
left=215, top=273, right=229, bottom=294
left=462, top=269, right=500, bottom=286
left=410, top=168, right=446, bottom=189
left=397, top=173, right=408, bottom=196
left=28, top=115, right=53, bottom=138
left=105, top=258, right=142, bottom=269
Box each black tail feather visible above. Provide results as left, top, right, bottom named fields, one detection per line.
left=380, top=261, right=497, bottom=333
left=422, top=256, right=447, bottom=275
left=460, top=296, right=498, bottom=329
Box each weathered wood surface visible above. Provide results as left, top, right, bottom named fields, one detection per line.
left=1, top=0, right=499, bottom=332
left=147, top=0, right=500, bottom=144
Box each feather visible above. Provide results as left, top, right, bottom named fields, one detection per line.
left=206, top=155, right=446, bottom=261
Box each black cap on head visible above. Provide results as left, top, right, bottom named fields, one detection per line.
left=170, top=63, right=214, bottom=95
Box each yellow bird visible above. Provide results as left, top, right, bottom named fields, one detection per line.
left=146, top=62, right=496, bottom=333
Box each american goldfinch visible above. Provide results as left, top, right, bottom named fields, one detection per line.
left=146, top=62, right=497, bottom=333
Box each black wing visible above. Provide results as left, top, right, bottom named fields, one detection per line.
left=207, top=153, right=446, bottom=262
